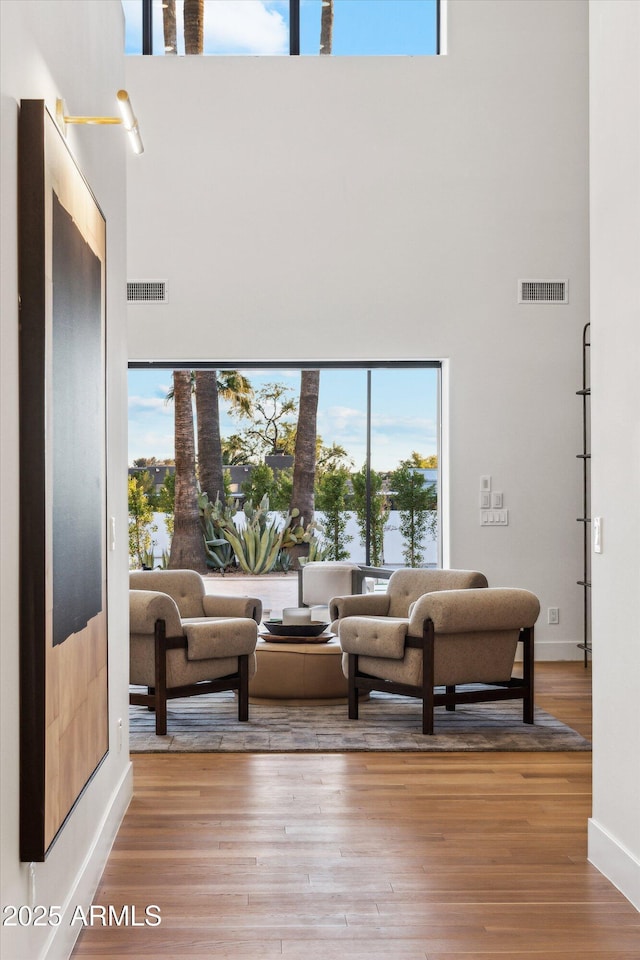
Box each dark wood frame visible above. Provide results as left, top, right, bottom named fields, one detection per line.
left=347, top=622, right=535, bottom=735
left=18, top=100, right=108, bottom=861
left=129, top=619, right=251, bottom=735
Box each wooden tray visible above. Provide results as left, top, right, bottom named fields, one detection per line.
left=259, top=632, right=336, bottom=645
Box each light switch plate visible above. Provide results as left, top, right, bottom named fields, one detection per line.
left=594, top=516, right=602, bottom=553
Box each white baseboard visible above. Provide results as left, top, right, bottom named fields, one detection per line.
left=43, top=761, right=134, bottom=960
left=514, top=639, right=588, bottom=662
left=588, top=818, right=640, bottom=912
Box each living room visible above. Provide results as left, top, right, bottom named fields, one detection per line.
left=1, top=2, right=638, bottom=958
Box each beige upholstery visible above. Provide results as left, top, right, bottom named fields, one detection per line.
left=130, top=569, right=262, bottom=622
left=330, top=568, right=488, bottom=624
left=129, top=570, right=261, bottom=735
left=339, top=587, right=540, bottom=734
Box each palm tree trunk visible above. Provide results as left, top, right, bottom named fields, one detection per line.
left=184, top=0, right=204, bottom=55
left=320, top=0, right=334, bottom=54
left=169, top=371, right=207, bottom=572
left=195, top=370, right=225, bottom=504
left=290, top=370, right=320, bottom=527
left=162, top=0, right=177, bottom=54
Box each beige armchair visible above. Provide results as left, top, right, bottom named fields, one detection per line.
left=129, top=570, right=262, bottom=735
left=339, top=587, right=540, bottom=734
left=329, top=568, right=489, bottom=625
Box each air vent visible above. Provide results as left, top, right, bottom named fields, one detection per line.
left=127, top=280, right=168, bottom=303
left=518, top=279, right=568, bottom=304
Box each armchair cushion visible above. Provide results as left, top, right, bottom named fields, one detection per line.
left=130, top=569, right=262, bottom=623
left=407, top=587, right=539, bottom=635
left=129, top=589, right=183, bottom=638
left=386, top=569, right=488, bottom=618
left=339, top=617, right=409, bottom=660
left=183, top=618, right=258, bottom=661
left=330, top=592, right=391, bottom=622
left=130, top=569, right=206, bottom=618
left=201, top=594, right=262, bottom=621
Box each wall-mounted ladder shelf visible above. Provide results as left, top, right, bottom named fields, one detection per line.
left=577, top=322, right=591, bottom=666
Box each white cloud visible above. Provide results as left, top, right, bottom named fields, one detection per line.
left=128, top=395, right=173, bottom=414
left=202, top=1, right=288, bottom=55
left=323, top=405, right=366, bottom=431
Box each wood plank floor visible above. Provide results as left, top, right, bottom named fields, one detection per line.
left=72, top=662, right=640, bottom=959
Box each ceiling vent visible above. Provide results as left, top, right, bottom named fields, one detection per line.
left=127, top=280, right=168, bottom=303
left=518, top=279, right=568, bottom=304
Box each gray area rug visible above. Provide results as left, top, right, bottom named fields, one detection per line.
left=129, top=689, right=591, bottom=753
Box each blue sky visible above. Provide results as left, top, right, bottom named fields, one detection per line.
left=128, top=366, right=439, bottom=470
left=122, top=0, right=438, bottom=56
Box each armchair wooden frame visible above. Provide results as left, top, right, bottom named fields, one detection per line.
left=129, top=617, right=251, bottom=736
left=346, top=620, right=535, bottom=735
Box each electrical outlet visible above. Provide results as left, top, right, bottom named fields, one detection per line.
left=117, top=717, right=123, bottom=752
left=548, top=607, right=559, bottom=625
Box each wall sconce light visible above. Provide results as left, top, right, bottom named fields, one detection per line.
left=55, top=90, right=144, bottom=155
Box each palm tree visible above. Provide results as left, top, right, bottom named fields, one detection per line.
left=162, top=0, right=177, bottom=54
left=320, top=0, right=334, bottom=54
left=290, top=370, right=320, bottom=527
left=184, top=0, right=204, bottom=54
left=169, top=370, right=207, bottom=571
left=195, top=371, right=222, bottom=504
left=195, top=370, right=253, bottom=503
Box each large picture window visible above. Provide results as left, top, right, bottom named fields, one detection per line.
left=128, top=362, right=441, bottom=570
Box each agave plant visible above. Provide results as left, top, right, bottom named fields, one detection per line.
left=198, top=490, right=236, bottom=571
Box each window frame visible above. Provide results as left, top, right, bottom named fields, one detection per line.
left=138, top=0, right=441, bottom=57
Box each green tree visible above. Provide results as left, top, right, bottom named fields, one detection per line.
left=403, top=451, right=438, bottom=469
left=157, top=471, right=175, bottom=540
left=129, top=468, right=159, bottom=510
left=390, top=465, right=436, bottom=567
left=243, top=462, right=293, bottom=513
left=242, top=463, right=275, bottom=507
left=315, top=469, right=352, bottom=561
left=128, top=475, right=157, bottom=568
left=238, top=382, right=297, bottom=457
left=351, top=465, right=390, bottom=568
left=316, top=441, right=351, bottom=476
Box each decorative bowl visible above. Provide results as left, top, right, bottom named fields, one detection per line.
left=262, top=620, right=330, bottom=638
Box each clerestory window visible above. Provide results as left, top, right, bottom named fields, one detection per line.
left=123, top=0, right=440, bottom=57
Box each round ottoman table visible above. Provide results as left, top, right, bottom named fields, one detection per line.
left=249, top=635, right=348, bottom=704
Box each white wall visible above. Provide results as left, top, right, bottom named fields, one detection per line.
left=588, top=0, right=640, bottom=912
left=0, top=2, right=132, bottom=957
left=125, top=0, right=590, bottom=658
